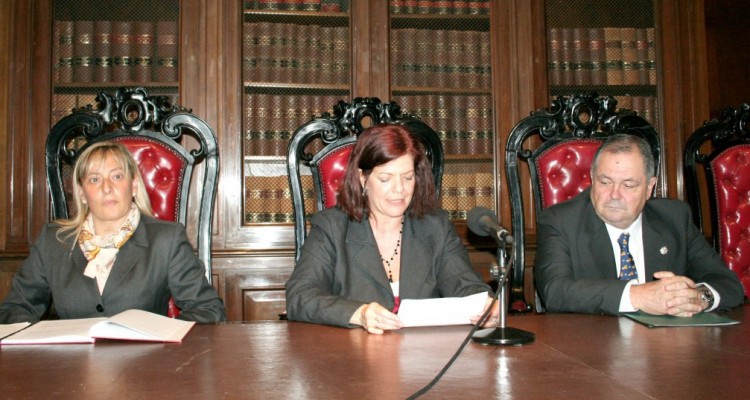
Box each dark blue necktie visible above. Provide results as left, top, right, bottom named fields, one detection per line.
left=618, top=233, right=638, bottom=281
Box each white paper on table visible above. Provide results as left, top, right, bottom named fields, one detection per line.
left=398, top=292, right=488, bottom=327
left=0, top=322, right=31, bottom=340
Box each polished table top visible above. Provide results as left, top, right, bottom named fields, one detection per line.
left=1, top=306, right=748, bottom=399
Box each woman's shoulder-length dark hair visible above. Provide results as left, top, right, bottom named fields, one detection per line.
left=337, top=123, right=438, bottom=221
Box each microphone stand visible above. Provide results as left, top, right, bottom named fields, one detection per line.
left=472, top=238, right=535, bottom=346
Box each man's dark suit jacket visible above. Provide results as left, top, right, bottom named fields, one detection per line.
left=286, top=208, right=492, bottom=327
left=0, top=215, right=226, bottom=324
left=535, top=188, right=745, bottom=315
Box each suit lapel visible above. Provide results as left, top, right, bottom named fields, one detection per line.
left=398, top=217, right=434, bottom=297
left=582, top=198, right=618, bottom=279
left=641, top=205, right=677, bottom=281
left=347, top=218, right=392, bottom=291
left=101, top=221, right=148, bottom=296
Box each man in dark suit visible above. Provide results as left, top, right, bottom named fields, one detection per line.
left=535, top=134, right=745, bottom=316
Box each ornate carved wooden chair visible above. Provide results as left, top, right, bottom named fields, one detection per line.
left=287, top=97, right=444, bottom=261
left=46, top=87, right=219, bottom=317
left=684, top=103, right=750, bottom=298
left=505, top=93, right=661, bottom=312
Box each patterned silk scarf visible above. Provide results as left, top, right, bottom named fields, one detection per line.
left=79, top=204, right=140, bottom=294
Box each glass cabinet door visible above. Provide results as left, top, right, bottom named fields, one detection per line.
left=52, top=0, right=180, bottom=124
left=242, top=0, right=351, bottom=225
left=545, top=0, right=658, bottom=127
left=389, top=0, right=496, bottom=220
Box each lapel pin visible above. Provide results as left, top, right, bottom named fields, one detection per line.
left=660, top=246, right=668, bottom=255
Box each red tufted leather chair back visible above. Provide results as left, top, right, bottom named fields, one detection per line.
left=506, top=93, right=661, bottom=312
left=534, top=139, right=601, bottom=209
left=316, top=142, right=356, bottom=210
left=288, top=98, right=444, bottom=261
left=46, top=87, right=219, bottom=318
left=685, top=103, right=750, bottom=298
left=113, top=136, right=187, bottom=223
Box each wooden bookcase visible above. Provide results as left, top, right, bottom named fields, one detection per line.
left=0, top=0, right=721, bottom=320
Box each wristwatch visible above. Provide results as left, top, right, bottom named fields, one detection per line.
left=696, top=284, right=715, bottom=310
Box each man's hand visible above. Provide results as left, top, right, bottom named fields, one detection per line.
left=630, top=271, right=708, bottom=316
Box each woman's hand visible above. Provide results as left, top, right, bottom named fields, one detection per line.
left=350, top=302, right=403, bottom=334
left=470, top=295, right=499, bottom=328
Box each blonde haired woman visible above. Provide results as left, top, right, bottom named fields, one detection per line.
left=0, top=141, right=225, bottom=323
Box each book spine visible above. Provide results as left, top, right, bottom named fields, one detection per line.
left=254, top=94, right=271, bottom=156
left=604, top=27, right=623, bottom=85
left=320, top=0, right=341, bottom=12
left=256, top=22, right=274, bottom=83
left=257, top=0, right=283, bottom=10
left=621, top=27, right=638, bottom=85
left=332, top=26, right=349, bottom=84
left=112, top=21, right=133, bottom=82
left=547, top=28, right=561, bottom=86
left=401, top=29, right=418, bottom=87
left=273, top=23, right=292, bottom=83
left=402, top=0, right=418, bottom=14
left=456, top=173, right=475, bottom=220
left=284, top=0, right=305, bottom=11
left=302, top=0, right=322, bottom=11
left=56, top=20, right=75, bottom=83
left=390, top=0, right=404, bottom=14
left=155, top=21, right=178, bottom=82
left=449, top=94, right=466, bottom=156
left=571, top=27, right=589, bottom=85
left=319, top=26, right=334, bottom=83
left=93, top=20, right=112, bottom=83
left=559, top=28, right=573, bottom=86
left=414, top=29, right=431, bottom=87
left=243, top=92, right=256, bottom=156
left=74, top=20, right=95, bottom=82
left=466, top=31, right=482, bottom=89
left=446, top=30, right=463, bottom=88
left=479, top=94, right=492, bottom=154
left=479, top=31, right=492, bottom=89
left=452, top=0, right=468, bottom=15
left=647, top=28, right=657, bottom=85
left=269, top=94, right=285, bottom=156
left=133, top=21, right=154, bottom=83
left=433, top=29, right=448, bottom=87
left=475, top=173, right=494, bottom=209
left=635, top=28, right=649, bottom=85
left=588, top=27, right=606, bottom=85
left=441, top=176, right=459, bottom=219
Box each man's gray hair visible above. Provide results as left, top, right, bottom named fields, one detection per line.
left=591, top=134, right=656, bottom=178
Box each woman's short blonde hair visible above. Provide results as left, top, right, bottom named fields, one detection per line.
left=57, top=141, right=153, bottom=241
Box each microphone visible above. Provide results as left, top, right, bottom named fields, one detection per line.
left=467, top=207, right=514, bottom=245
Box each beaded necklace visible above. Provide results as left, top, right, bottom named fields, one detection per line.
left=380, top=217, right=404, bottom=283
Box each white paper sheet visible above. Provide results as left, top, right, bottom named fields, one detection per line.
left=398, top=292, right=488, bottom=327
left=0, top=322, right=31, bottom=340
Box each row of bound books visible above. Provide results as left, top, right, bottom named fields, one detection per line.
left=548, top=27, right=656, bottom=87
left=243, top=173, right=495, bottom=223
left=243, top=93, right=339, bottom=157
left=392, top=29, right=491, bottom=90
left=243, top=22, right=349, bottom=85
left=615, top=95, right=658, bottom=126
left=244, top=0, right=349, bottom=12
left=395, top=94, right=493, bottom=156
left=390, top=0, right=490, bottom=15
left=55, top=20, right=178, bottom=84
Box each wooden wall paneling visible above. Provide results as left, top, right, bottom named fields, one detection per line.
left=656, top=0, right=710, bottom=199
left=216, top=256, right=291, bottom=321
left=0, top=0, right=9, bottom=249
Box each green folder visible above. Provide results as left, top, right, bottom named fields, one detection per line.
left=624, top=311, right=740, bottom=328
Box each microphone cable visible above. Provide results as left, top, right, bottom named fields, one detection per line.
left=405, top=295, right=497, bottom=400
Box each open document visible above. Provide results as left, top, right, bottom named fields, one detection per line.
left=1, top=309, right=195, bottom=345
left=398, top=292, right=488, bottom=327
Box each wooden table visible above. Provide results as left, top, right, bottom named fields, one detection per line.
left=1, top=306, right=748, bottom=399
